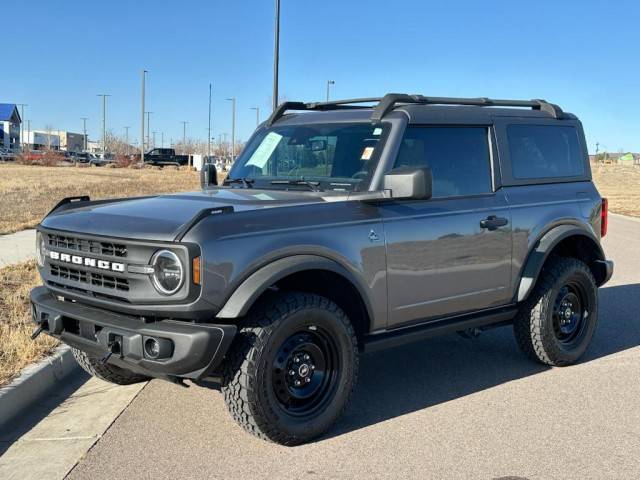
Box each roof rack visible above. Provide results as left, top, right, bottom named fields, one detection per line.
left=265, top=93, right=564, bottom=126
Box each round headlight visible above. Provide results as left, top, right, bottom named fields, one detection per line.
left=36, top=231, right=46, bottom=267
left=151, top=250, right=184, bottom=295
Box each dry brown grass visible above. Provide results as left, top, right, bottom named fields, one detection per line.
left=0, top=260, right=58, bottom=385
left=592, top=164, right=640, bottom=218
left=0, top=164, right=202, bottom=235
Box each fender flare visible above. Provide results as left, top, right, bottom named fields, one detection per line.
left=216, top=255, right=374, bottom=320
left=516, top=225, right=605, bottom=302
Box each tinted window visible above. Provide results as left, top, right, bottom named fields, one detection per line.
left=507, top=125, right=583, bottom=179
left=230, top=123, right=389, bottom=191
left=394, top=126, right=492, bottom=197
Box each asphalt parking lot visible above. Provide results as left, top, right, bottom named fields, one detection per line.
left=58, top=214, right=640, bottom=480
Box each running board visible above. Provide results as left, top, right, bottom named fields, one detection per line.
left=362, top=307, right=517, bottom=353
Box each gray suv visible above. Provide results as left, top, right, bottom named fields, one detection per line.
left=30, top=94, right=613, bottom=445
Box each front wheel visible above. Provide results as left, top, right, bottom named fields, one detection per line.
left=513, top=256, right=598, bottom=366
left=222, top=292, right=358, bottom=445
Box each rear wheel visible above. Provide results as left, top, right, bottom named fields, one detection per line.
left=222, top=292, right=358, bottom=445
left=513, top=256, right=598, bottom=366
left=71, top=348, right=149, bottom=385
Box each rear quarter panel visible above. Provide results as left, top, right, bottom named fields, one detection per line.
left=504, top=181, right=602, bottom=299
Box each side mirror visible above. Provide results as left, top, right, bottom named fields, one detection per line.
left=200, top=162, right=218, bottom=188
left=383, top=166, right=432, bottom=200
left=310, top=139, right=327, bottom=151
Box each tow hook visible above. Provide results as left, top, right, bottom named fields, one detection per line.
left=101, top=335, right=123, bottom=365
left=31, top=323, right=46, bottom=340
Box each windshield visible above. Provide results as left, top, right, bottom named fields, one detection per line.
left=228, top=123, right=389, bottom=191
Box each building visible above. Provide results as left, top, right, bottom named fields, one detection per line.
left=0, top=103, right=21, bottom=150
left=23, top=130, right=87, bottom=151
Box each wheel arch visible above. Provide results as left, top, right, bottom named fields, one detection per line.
left=516, top=225, right=608, bottom=302
left=215, top=255, right=374, bottom=340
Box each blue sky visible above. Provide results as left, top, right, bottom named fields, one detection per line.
left=2, top=0, right=639, bottom=152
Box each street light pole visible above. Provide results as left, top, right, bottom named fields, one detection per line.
left=251, top=106, right=260, bottom=127
left=145, top=112, right=153, bottom=151
left=141, top=69, right=148, bottom=162
left=97, top=94, right=110, bottom=154
left=272, top=0, right=280, bottom=111
left=326, top=80, right=335, bottom=102
left=226, top=98, right=236, bottom=160
left=17, top=104, right=27, bottom=151
left=81, top=117, right=88, bottom=151
left=208, top=83, right=212, bottom=158
left=124, top=126, right=130, bottom=155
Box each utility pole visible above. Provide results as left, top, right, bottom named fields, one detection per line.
left=81, top=117, right=88, bottom=151
left=326, top=80, right=335, bottom=102
left=208, top=83, right=212, bottom=158
left=226, top=98, right=236, bottom=159
left=152, top=131, right=157, bottom=149
left=141, top=69, right=147, bottom=162
left=180, top=121, right=188, bottom=151
left=272, top=0, right=280, bottom=111
left=97, top=94, right=110, bottom=154
left=145, top=112, right=153, bottom=151
left=251, top=106, right=260, bottom=127
left=17, top=104, right=27, bottom=151
left=124, top=126, right=130, bottom=155
left=161, top=132, right=164, bottom=148
left=26, top=120, right=31, bottom=152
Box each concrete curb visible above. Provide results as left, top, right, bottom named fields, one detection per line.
left=610, top=212, right=640, bottom=223
left=0, top=346, right=79, bottom=428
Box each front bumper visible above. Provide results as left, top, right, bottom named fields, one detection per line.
left=30, top=286, right=236, bottom=380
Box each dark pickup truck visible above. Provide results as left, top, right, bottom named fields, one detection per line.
left=144, top=148, right=189, bottom=166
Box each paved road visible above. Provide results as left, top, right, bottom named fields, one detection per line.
left=40, top=215, right=640, bottom=478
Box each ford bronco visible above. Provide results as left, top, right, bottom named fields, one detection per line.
left=30, top=94, right=613, bottom=445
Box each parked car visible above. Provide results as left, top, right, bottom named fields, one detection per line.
left=30, top=93, right=613, bottom=445
left=0, top=148, right=17, bottom=161
left=144, top=148, right=189, bottom=166
left=90, top=153, right=115, bottom=166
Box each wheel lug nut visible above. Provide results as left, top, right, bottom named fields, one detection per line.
left=294, top=357, right=300, bottom=363
left=310, top=365, right=315, bottom=370
left=289, top=370, right=295, bottom=376
left=305, top=377, right=311, bottom=383
left=303, top=354, right=310, bottom=361
left=295, top=380, right=301, bottom=386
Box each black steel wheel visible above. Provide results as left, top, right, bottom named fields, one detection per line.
left=514, top=256, right=598, bottom=366
left=222, top=292, right=358, bottom=445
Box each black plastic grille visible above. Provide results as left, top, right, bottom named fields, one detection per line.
left=50, top=264, right=130, bottom=292
left=47, top=234, right=127, bottom=258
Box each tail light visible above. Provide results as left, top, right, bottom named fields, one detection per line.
left=601, top=198, right=608, bottom=237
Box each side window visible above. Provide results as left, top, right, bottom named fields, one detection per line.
left=394, top=126, right=492, bottom=197
left=507, top=124, right=584, bottom=179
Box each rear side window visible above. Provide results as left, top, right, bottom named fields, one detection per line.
left=394, top=126, right=492, bottom=198
left=507, top=125, right=584, bottom=179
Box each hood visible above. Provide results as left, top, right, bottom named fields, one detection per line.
left=41, top=188, right=339, bottom=241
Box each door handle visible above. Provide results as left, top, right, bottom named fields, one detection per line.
left=480, top=215, right=508, bottom=230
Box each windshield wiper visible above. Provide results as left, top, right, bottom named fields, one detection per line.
left=270, top=179, right=323, bottom=192
left=223, top=177, right=254, bottom=188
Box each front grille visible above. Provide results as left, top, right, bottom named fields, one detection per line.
left=47, top=233, right=127, bottom=257
left=50, top=264, right=130, bottom=292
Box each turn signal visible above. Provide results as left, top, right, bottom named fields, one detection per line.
left=192, top=256, right=201, bottom=285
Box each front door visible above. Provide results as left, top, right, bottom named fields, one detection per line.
left=380, top=125, right=512, bottom=328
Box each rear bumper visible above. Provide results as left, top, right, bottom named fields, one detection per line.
left=29, top=286, right=236, bottom=380
left=595, top=259, right=614, bottom=286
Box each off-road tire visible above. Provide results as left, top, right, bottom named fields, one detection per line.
left=71, top=348, right=149, bottom=385
left=221, top=292, right=359, bottom=446
left=513, top=256, right=598, bottom=366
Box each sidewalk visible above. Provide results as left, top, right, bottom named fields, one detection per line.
left=0, top=230, right=36, bottom=268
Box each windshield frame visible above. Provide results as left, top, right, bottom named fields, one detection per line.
left=226, top=121, right=392, bottom=192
